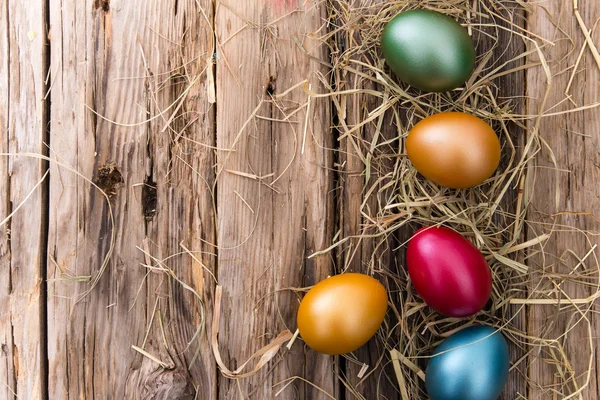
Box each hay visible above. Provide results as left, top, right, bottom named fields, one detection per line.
left=309, top=0, right=600, bottom=398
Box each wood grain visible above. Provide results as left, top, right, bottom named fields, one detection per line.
left=472, top=3, right=529, bottom=399
left=333, top=1, right=400, bottom=398
left=526, top=1, right=600, bottom=399
left=214, top=1, right=336, bottom=398
left=0, top=1, right=48, bottom=399
left=144, top=1, right=217, bottom=397
left=47, top=1, right=216, bottom=398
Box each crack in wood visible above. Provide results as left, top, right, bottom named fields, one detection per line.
left=266, top=75, right=276, bottom=96
left=6, top=197, right=13, bottom=295
left=10, top=316, right=17, bottom=399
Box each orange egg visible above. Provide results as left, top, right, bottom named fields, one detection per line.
left=297, top=273, right=387, bottom=355
left=406, top=112, right=501, bottom=189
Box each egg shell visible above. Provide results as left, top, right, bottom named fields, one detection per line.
left=381, top=10, right=476, bottom=92
left=406, top=112, right=501, bottom=189
left=406, top=226, right=492, bottom=317
left=426, top=325, right=510, bottom=400
left=297, top=273, right=387, bottom=355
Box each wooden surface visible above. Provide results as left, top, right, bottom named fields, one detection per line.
left=0, top=1, right=599, bottom=399
left=214, top=1, right=335, bottom=398
left=46, top=1, right=217, bottom=398
left=1, top=1, right=49, bottom=398
left=333, top=2, right=403, bottom=398
left=526, top=1, right=600, bottom=399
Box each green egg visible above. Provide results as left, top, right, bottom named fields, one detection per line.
left=381, top=9, right=476, bottom=92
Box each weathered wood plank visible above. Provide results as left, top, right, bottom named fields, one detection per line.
left=338, top=72, right=399, bottom=400
left=333, top=1, right=400, bottom=398
left=215, top=1, right=335, bottom=398
left=47, top=1, right=216, bottom=398
left=526, top=1, right=600, bottom=398
left=0, top=1, right=48, bottom=399
left=47, top=1, right=150, bottom=397
left=472, top=3, right=528, bottom=399
left=0, top=6, right=15, bottom=398
left=143, top=1, right=217, bottom=398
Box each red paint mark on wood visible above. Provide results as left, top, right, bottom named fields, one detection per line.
left=269, top=0, right=297, bottom=14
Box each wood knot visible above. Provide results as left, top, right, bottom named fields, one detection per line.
left=95, top=0, right=110, bottom=12
left=142, top=177, right=157, bottom=221
left=95, top=163, right=123, bottom=200
left=142, top=369, right=195, bottom=400
left=266, top=75, right=276, bottom=96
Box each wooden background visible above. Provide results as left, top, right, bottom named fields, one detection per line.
left=1, top=0, right=599, bottom=399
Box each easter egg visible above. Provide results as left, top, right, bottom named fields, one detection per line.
left=381, top=9, right=476, bottom=92
left=406, top=226, right=492, bottom=317
left=406, top=112, right=501, bottom=189
left=426, top=325, right=510, bottom=400
left=297, top=273, right=388, bottom=355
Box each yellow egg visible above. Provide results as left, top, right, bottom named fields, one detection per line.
left=297, top=273, right=387, bottom=355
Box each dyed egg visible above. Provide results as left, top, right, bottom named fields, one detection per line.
left=381, top=10, right=476, bottom=92
left=426, top=325, right=510, bottom=400
left=406, top=226, right=491, bottom=317
left=406, top=112, right=501, bottom=189
left=297, top=273, right=387, bottom=355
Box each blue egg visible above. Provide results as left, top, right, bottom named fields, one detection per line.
left=425, top=325, right=510, bottom=400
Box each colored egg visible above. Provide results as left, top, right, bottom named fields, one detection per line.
left=406, top=226, right=491, bottom=317
left=426, top=325, right=510, bottom=400
left=406, top=112, right=501, bottom=189
left=381, top=9, right=476, bottom=92
left=297, top=273, right=388, bottom=355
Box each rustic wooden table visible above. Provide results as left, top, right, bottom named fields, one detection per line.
left=1, top=1, right=599, bottom=399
